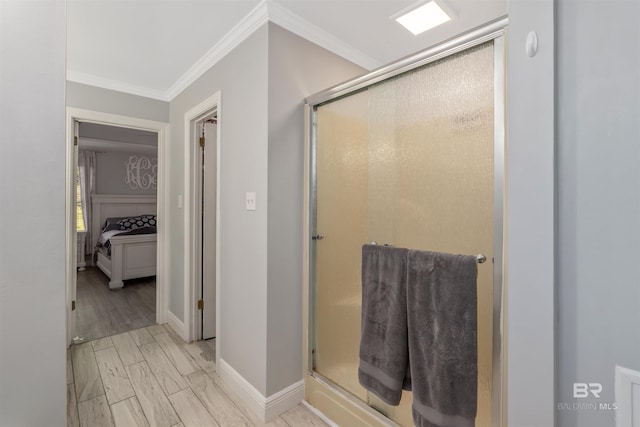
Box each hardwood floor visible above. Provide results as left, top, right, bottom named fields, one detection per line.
left=68, top=325, right=329, bottom=427
left=76, top=266, right=156, bottom=342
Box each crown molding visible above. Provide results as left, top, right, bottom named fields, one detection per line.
left=67, top=70, right=170, bottom=102
left=265, top=0, right=382, bottom=71
left=67, top=0, right=382, bottom=102
left=166, top=0, right=381, bottom=100
left=164, top=0, right=270, bottom=101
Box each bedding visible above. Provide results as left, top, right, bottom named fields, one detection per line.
left=91, top=195, right=158, bottom=289
left=97, top=215, right=157, bottom=256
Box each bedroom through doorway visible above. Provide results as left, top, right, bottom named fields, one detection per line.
left=67, top=108, right=166, bottom=343
left=72, top=121, right=161, bottom=343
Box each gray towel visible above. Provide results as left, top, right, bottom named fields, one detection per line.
left=407, top=249, right=477, bottom=427
left=358, top=244, right=410, bottom=405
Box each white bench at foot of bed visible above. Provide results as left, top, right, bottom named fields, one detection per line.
left=96, top=234, right=157, bottom=289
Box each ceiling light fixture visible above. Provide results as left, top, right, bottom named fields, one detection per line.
left=393, top=0, right=453, bottom=36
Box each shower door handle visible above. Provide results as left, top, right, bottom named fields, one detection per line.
left=312, top=234, right=324, bottom=241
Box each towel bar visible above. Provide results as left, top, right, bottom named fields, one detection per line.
left=371, top=241, right=393, bottom=246
left=370, top=242, right=487, bottom=264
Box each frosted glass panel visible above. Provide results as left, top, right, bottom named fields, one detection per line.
left=315, top=92, right=370, bottom=402
left=314, top=42, right=495, bottom=426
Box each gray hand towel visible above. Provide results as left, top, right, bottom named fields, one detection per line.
left=358, top=244, right=410, bottom=405
left=407, top=249, right=478, bottom=427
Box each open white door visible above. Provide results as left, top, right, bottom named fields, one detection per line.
left=202, top=120, right=217, bottom=339
left=184, top=94, right=220, bottom=350
left=67, top=120, right=79, bottom=345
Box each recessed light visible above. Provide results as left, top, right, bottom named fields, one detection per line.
left=393, top=1, right=452, bottom=36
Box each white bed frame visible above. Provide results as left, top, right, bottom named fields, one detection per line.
left=91, top=194, right=157, bottom=289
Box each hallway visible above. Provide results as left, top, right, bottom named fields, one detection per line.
left=67, top=324, right=328, bottom=427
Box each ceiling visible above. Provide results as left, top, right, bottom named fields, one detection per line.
left=67, top=0, right=507, bottom=102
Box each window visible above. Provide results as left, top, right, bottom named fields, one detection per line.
left=76, top=168, right=85, bottom=232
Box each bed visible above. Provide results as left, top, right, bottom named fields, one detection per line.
left=91, top=194, right=157, bottom=289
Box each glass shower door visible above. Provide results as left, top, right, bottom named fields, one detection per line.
left=313, top=41, right=497, bottom=426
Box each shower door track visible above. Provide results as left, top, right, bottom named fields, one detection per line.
left=305, top=16, right=507, bottom=427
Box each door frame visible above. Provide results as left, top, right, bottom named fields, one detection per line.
left=65, top=107, right=169, bottom=346
left=183, top=92, right=221, bottom=366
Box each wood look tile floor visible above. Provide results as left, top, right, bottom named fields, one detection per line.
left=68, top=324, right=329, bottom=427
left=76, top=266, right=156, bottom=342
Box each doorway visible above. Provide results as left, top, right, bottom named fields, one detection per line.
left=184, top=92, right=221, bottom=366
left=74, top=122, right=159, bottom=342
left=194, top=115, right=217, bottom=341
left=65, top=108, right=169, bottom=346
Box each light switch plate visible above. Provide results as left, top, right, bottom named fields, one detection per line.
left=246, top=192, right=256, bottom=211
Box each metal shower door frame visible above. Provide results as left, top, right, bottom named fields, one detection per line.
left=305, top=17, right=507, bottom=427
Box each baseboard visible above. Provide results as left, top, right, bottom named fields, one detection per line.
left=219, top=358, right=304, bottom=422
left=265, top=378, right=305, bottom=421
left=166, top=310, right=187, bottom=341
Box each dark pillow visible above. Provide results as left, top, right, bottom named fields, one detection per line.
left=117, top=214, right=156, bottom=230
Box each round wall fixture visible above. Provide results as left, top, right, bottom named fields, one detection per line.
left=526, top=31, right=538, bottom=57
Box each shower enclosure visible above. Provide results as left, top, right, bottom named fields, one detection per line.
left=303, top=20, right=506, bottom=427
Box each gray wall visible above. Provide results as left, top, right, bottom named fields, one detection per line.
left=506, top=0, right=555, bottom=425
left=0, top=1, right=66, bottom=425
left=95, top=151, right=158, bottom=196
left=556, top=0, right=640, bottom=425
left=265, top=23, right=365, bottom=396
left=67, top=81, right=170, bottom=123
left=169, top=25, right=271, bottom=393
left=168, top=22, right=364, bottom=397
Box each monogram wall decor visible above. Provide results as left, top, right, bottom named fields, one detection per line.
left=125, top=155, right=157, bottom=190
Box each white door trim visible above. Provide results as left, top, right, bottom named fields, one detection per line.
left=65, top=107, right=169, bottom=346
left=183, top=92, right=221, bottom=367
left=616, top=365, right=640, bottom=427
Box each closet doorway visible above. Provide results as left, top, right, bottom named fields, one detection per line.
left=65, top=108, right=169, bottom=346
left=304, top=22, right=505, bottom=427
left=190, top=113, right=218, bottom=341
left=184, top=92, right=221, bottom=365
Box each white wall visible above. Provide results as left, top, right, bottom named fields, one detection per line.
left=505, top=0, right=555, bottom=425
left=556, top=0, right=640, bottom=425
left=0, top=1, right=67, bottom=425
left=266, top=23, right=365, bottom=396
